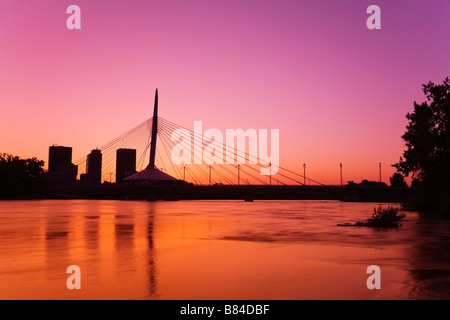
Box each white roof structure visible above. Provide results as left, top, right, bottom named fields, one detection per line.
left=124, top=168, right=177, bottom=181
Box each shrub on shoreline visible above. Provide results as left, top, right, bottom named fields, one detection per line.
left=362, top=205, right=406, bottom=228
left=338, top=206, right=405, bottom=228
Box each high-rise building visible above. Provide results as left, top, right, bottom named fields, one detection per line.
left=116, top=148, right=136, bottom=183
left=47, top=145, right=78, bottom=187
left=49, top=146, right=72, bottom=173
left=86, top=149, right=102, bottom=185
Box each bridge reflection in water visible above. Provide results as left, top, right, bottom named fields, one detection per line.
left=1, top=199, right=450, bottom=299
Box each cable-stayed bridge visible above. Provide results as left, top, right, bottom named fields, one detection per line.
left=51, top=89, right=409, bottom=202
left=73, top=89, right=325, bottom=188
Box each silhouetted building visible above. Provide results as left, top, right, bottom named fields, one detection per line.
left=116, top=148, right=136, bottom=183
left=79, top=173, right=88, bottom=185
left=47, top=145, right=78, bottom=187
left=49, top=146, right=71, bottom=173
left=86, top=149, right=102, bottom=185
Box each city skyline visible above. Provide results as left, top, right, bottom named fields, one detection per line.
left=1, top=1, right=450, bottom=184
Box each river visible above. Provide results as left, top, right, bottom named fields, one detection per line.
left=0, top=199, right=449, bottom=300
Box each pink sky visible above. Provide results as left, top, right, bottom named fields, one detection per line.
left=1, top=0, right=449, bottom=185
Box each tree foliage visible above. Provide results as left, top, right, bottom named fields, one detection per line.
left=0, top=153, right=46, bottom=199
left=394, top=77, right=450, bottom=190
left=390, top=172, right=407, bottom=188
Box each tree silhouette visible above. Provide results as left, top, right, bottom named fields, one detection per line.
left=0, top=153, right=46, bottom=199
left=393, top=77, right=450, bottom=211
left=390, top=172, right=407, bottom=188
left=394, top=77, right=450, bottom=187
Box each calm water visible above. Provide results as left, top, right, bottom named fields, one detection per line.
left=1, top=199, right=450, bottom=300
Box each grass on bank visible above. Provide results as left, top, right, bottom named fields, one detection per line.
left=338, top=205, right=406, bottom=228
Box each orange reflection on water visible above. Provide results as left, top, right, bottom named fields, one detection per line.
left=0, top=200, right=448, bottom=299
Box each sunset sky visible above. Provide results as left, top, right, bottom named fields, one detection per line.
left=1, top=0, right=449, bottom=185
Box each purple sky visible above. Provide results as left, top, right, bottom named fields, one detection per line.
left=1, top=0, right=449, bottom=184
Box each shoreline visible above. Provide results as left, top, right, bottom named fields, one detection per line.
left=39, top=184, right=414, bottom=203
